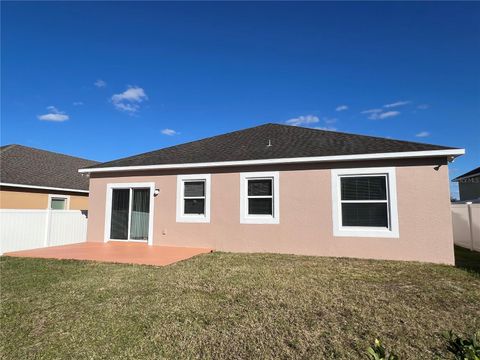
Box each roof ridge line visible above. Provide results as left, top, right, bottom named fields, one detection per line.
left=0, top=144, right=18, bottom=155
left=86, top=123, right=275, bottom=169
left=0, top=144, right=99, bottom=164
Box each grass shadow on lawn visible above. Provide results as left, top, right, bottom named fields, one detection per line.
left=455, top=245, right=480, bottom=274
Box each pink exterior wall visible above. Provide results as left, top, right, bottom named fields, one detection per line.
left=86, top=158, right=455, bottom=264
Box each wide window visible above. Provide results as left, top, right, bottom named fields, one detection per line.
left=176, top=174, right=211, bottom=223
left=106, top=183, right=154, bottom=244
left=340, top=176, right=388, bottom=227
left=331, top=168, right=399, bottom=238
left=240, top=172, right=279, bottom=224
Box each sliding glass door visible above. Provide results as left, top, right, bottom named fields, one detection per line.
left=110, top=189, right=130, bottom=240
left=130, top=189, right=150, bottom=240
left=110, top=188, right=151, bottom=241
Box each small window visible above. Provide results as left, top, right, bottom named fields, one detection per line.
left=176, top=174, right=211, bottom=223
left=49, top=195, right=69, bottom=210
left=331, top=168, right=399, bottom=238
left=240, top=172, right=279, bottom=224
left=247, top=179, right=273, bottom=215
left=184, top=181, right=205, bottom=215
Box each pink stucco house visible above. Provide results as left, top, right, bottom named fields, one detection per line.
left=79, top=123, right=464, bottom=264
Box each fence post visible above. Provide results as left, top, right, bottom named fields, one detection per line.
left=466, top=202, right=474, bottom=251
left=43, top=209, right=52, bottom=248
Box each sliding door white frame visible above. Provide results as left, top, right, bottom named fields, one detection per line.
left=104, top=182, right=155, bottom=245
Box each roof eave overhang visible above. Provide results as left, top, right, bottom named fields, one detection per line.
left=79, top=148, right=465, bottom=174
left=0, top=182, right=89, bottom=194
left=452, top=172, right=480, bottom=182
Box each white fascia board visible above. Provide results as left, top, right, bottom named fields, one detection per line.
left=79, top=148, right=465, bottom=174
left=452, top=172, right=480, bottom=182
left=0, top=182, right=89, bottom=194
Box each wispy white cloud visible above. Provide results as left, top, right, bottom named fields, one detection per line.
left=335, top=105, right=348, bottom=112
left=417, top=104, right=430, bottom=110
left=361, top=108, right=383, bottom=114
left=94, top=79, right=107, bottom=88
left=161, top=128, right=178, bottom=136
left=37, top=106, right=69, bottom=122
left=415, top=131, right=430, bottom=138
left=113, top=103, right=138, bottom=113
left=315, top=126, right=337, bottom=131
left=112, top=87, right=147, bottom=103
left=111, top=86, right=148, bottom=114
left=285, top=115, right=320, bottom=126
left=361, top=108, right=400, bottom=120
left=369, top=111, right=400, bottom=120
left=73, top=101, right=83, bottom=106
left=383, top=100, right=411, bottom=108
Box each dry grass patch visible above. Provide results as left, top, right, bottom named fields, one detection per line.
left=1, top=251, right=479, bottom=359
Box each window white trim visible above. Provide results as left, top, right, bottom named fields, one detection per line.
left=331, top=167, right=399, bottom=238
left=48, top=194, right=70, bottom=210
left=240, top=171, right=280, bottom=224
left=176, top=174, right=211, bottom=223
left=79, top=149, right=465, bottom=174
left=104, top=182, right=155, bottom=245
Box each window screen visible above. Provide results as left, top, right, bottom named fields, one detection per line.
left=341, top=176, right=386, bottom=200
left=183, top=180, right=206, bottom=215
left=248, top=179, right=272, bottom=196
left=340, top=176, right=389, bottom=228
left=247, top=178, right=273, bottom=215
left=184, top=181, right=205, bottom=197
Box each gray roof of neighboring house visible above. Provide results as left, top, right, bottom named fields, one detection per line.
left=86, top=123, right=459, bottom=169
left=452, top=166, right=480, bottom=181
left=0, top=144, right=98, bottom=191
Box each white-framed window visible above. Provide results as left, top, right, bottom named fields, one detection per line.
left=240, top=171, right=280, bottom=224
left=176, top=174, right=211, bottom=223
left=104, top=182, right=155, bottom=245
left=331, top=167, right=399, bottom=238
left=48, top=194, right=70, bottom=210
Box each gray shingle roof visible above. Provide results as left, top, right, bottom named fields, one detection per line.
left=86, top=123, right=458, bottom=170
left=452, top=166, right=480, bottom=181
left=0, top=145, right=98, bottom=191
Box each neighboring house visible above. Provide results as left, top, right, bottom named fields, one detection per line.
left=79, top=123, right=464, bottom=264
left=0, top=145, right=98, bottom=210
left=452, top=166, right=480, bottom=201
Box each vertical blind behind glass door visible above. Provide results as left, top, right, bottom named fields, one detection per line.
left=130, top=188, right=150, bottom=240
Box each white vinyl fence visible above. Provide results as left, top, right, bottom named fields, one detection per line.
left=0, top=209, right=87, bottom=255
left=451, top=203, right=480, bottom=252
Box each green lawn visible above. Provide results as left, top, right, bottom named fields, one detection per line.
left=1, top=250, right=479, bottom=359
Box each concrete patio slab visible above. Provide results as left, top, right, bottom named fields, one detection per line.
left=4, top=242, right=213, bottom=266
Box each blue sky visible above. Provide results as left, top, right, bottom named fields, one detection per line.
left=2, top=2, right=479, bottom=197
